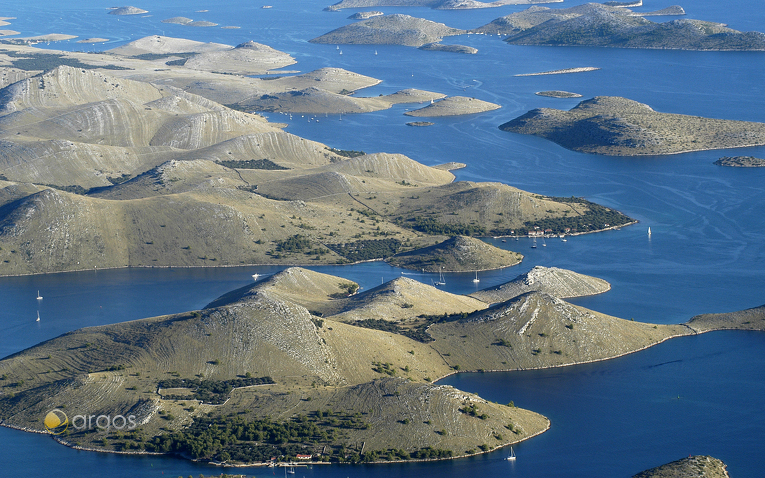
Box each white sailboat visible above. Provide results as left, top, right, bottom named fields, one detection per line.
left=36, top=311, right=40, bottom=322
left=472, top=271, right=480, bottom=283
left=648, top=226, right=652, bottom=236
left=37, top=290, right=43, bottom=300
left=505, top=446, right=516, bottom=461
left=434, top=267, right=446, bottom=286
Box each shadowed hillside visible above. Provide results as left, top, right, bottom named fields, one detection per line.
left=389, top=235, right=522, bottom=272
left=500, top=96, right=765, bottom=156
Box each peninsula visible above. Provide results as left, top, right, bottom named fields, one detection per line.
left=2, top=266, right=761, bottom=465
left=499, top=96, right=765, bottom=156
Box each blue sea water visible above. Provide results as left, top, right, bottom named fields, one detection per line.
left=1, top=0, right=764, bottom=476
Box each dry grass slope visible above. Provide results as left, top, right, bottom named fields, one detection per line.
left=0, top=55, right=632, bottom=276
left=685, top=303, right=765, bottom=333
left=429, top=292, right=690, bottom=371
left=469, top=265, right=610, bottom=303
left=632, top=455, right=729, bottom=478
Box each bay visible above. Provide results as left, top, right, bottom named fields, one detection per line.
left=1, top=0, right=764, bottom=476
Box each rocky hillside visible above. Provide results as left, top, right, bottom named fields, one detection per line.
left=325, top=276, right=487, bottom=323
left=2, top=266, right=761, bottom=463
left=492, top=3, right=765, bottom=50
left=469, top=266, right=610, bottom=303
left=499, top=96, right=765, bottom=156
left=0, top=56, right=633, bottom=275
left=0, top=269, right=549, bottom=462
left=714, top=156, right=765, bottom=167
left=388, top=235, right=522, bottom=272
left=685, top=303, right=765, bottom=333
left=429, top=292, right=690, bottom=370
left=632, top=455, right=729, bottom=478
left=106, top=35, right=231, bottom=56
left=404, top=96, right=501, bottom=117
left=310, top=14, right=465, bottom=47
left=181, top=41, right=297, bottom=75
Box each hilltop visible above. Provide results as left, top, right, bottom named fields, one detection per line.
left=388, top=235, right=522, bottom=272
left=404, top=96, right=501, bottom=117
left=181, top=41, right=297, bottom=75
left=469, top=265, right=610, bottom=303
left=106, top=35, right=235, bottom=56
left=499, top=96, right=765, bottom=156
left=632, top=455, right=729, bottom=478
left=428, top=291, right=689, bottom=371
left=487, top=3, right=765, bottom=50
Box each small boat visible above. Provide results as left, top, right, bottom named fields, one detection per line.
left=286, top=466, right=296, bottom=474
left=648, top=226, right=652, bottom=236
left=374, top=50, right=378, bottom=55
left=434, top=268, right=446, bottom=286
left=37, top=290, right=43, bottom=300
left=472, top=272, right=480, bottom=283
left=531, top=238, right=537, bottom=249
left=252, top=273, right=260, bottom=280
left=36, top=311, right=40, bottom=322
left=506, top=446, right=516, bottom=461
